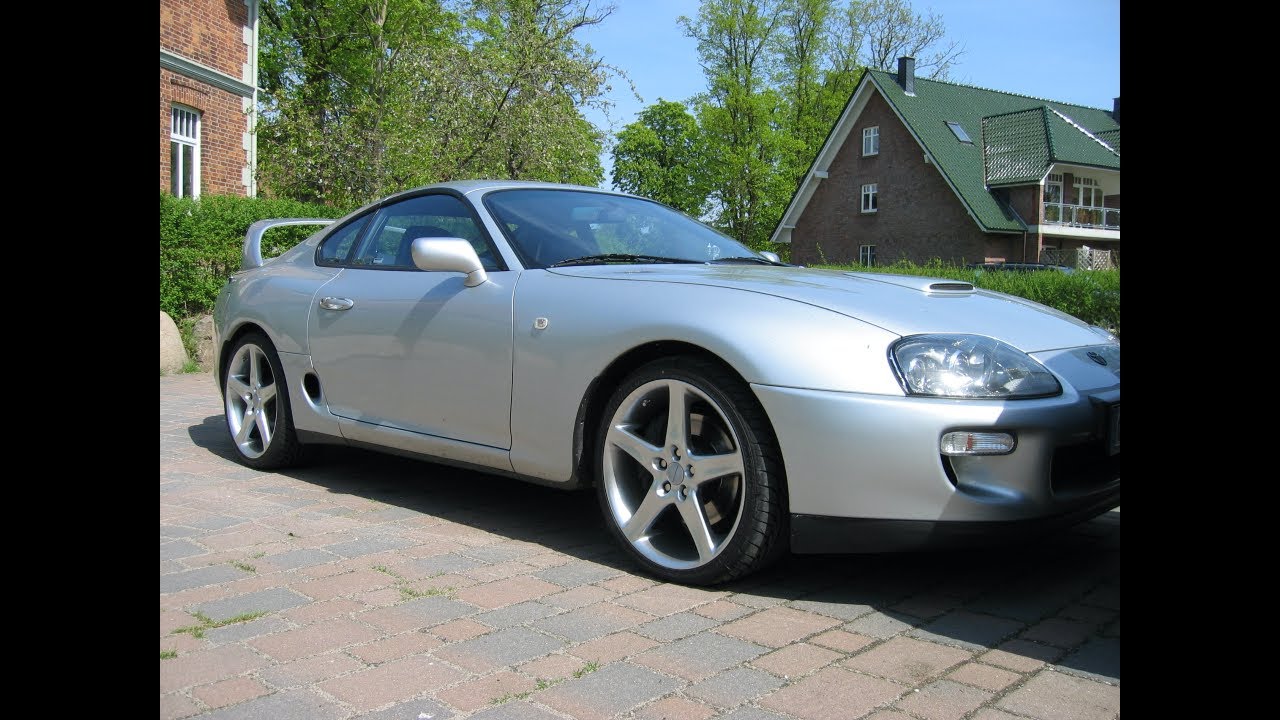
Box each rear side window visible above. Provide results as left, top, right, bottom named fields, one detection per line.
left=317, top=216, right=370, bottom=266
left=351, top=194, right=502, bottom=271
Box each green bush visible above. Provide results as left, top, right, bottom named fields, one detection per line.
left=818, top=259, right=1120, bottom=337
left=159, top=193, right=351, bottom=319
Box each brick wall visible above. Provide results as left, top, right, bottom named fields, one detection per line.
left=160, top=0, right=249, bottom=79
left=791, top=90, right=997, bottom=266
left=160, top=70, right=248, bottom=197
left=160, top=0, right=252, bottom=197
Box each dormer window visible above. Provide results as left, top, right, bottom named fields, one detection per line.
left=945, top=121, right=972, bottom=144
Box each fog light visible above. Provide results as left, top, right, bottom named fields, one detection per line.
left=940, top=431, right=1016, bottom=456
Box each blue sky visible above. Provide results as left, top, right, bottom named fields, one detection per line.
left=578, top=0, right=1120, bottom=189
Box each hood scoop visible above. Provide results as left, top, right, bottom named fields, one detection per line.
left=843, top=272, right=975, bottom=295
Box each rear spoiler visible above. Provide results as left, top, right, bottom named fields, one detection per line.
left=242, top=218, right=336, bottom=270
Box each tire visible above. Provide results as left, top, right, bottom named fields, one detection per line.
left=596, top=356, right=788, bottom=585
left=222, top=332, right=303, bottom=470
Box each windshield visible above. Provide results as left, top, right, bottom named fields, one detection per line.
left=483, top=188, right=762, bottom=269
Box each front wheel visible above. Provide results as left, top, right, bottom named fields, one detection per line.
left=222, top=332, right=303, bottom=470
left=596, top=357, right=787, bottom=585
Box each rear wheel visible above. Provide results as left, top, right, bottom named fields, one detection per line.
left=222, top=332, right=303, bottom=469
left=596, top=357, right=787, bottom=585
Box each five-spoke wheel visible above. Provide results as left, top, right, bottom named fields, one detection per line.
left=223, top=332, right=302, bottom=469
left=597, top=357, right=786, bottom=585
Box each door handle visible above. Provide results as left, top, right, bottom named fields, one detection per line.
left=319, top=296, right=355, bottom=311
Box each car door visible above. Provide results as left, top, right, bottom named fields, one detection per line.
left=308, top=192, right=516, bottom=449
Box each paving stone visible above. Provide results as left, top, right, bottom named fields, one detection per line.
left=258, top=652, right=365, bottom=689
left=542, top=584, right=617, bottom=610
left=161, top=539, right=206, bottom=561
left=461, top=543, right=536, bottom=564
left=569, top=631, right=661, bottom=664
left=194, top=588, right=311, bottom=622
left=716, top=709, right=790, bottom=720
left=259, top=548, right=340, bottom=571
left=1021, top=618, right=1095, bottom=649
left=281, top=598, right=366, bottom=624
left=997, top=669, right=1121, bottom=720
left=191, top=677, right=271, bottom=710
left=161, top=565, right=249, bottom=594
left=358, top=595, right=477, bottom=633
left=159, top=692, right=201, bottom=720
left=477, top=600, right=562, bottom=628
left=197, top=689, right=347, bottom=720
left=456, top=576, right=562, bottom=609
left=979, top=639, right=1065, bottom=673
left=894, top=679, right=992, bottom=720
left=809, top=629, right=874, bottom=653
left=519, top=653, right=587, bottom=681
left=409, top=553, right=484, bottom=577
left=534, top=602, right=653, bottom=642
left=1056, top=637, right=1120, bottom=683
left=353, top=697, right=454, bottom=720
left=946, top=662, right=1022, bottom=692
left=760, top=666, right=905, bottom=720
left=434, top=627, right=565, bottom=672
left=751, top=643, right=842, bottom=678
left=464, top=702, right=564, bottom=720
left=538, top=662, right=671, bottom=720
left=613, top=583, right=722, bottom=616
left=204, top=615, right=293, bottom=644
left=684, top=667, right=785, bottom=708
left=635, top=611, right=719, bottom=642
left=319, top=655, right=467, bottom=712
left=186, top=515, right=247, bottom=532
left=348, top=631, right=443, bottom=663
left=159, top=645, right=271, bottom=694
left=435, top=670, right=537, bottom=712
left=430, top=618, right=492, bottom=643
left=909, top=610, right=1024, bottom=651
left=632, top=632, right=768, bottom=681
left=844, top=636, right=972, bottom=684
left=634, top=696, right=717, bottom=720
left=294, top=568, right=395, bottom=601
left=535, top=560, right=622, bottom=587
left=249, top=618, right=382, bottom=662
left=843, top=611, right=916, bottom=639
left=691, top=600, right=754, bottom=621
left=718, top=606, right=841, bottom=648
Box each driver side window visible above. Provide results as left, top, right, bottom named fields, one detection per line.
left=351, top=194, right=501, bottom=270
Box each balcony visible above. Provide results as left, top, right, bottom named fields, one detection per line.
left=1042, top=203, right=1120, bottom=230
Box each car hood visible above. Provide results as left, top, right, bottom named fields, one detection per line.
left=548, top=265, right=1106, bottom=352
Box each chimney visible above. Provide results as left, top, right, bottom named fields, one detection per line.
left=897, top=57, right=916, bottom=96
left=1112, top=97, right=1120, bottom=123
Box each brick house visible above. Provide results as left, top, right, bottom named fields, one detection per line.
left=160, top=0, right=260, bottom=198
left=771, top=58, right=1119, bottom=269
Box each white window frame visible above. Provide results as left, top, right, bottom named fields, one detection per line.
left=1074, top=177, right=1102, bottom=207
left=862, top=126, right=879, bottom=156
left=859, top=244, right=876, bottom=266
left=170, top=105, right=201, bottom=199
left=861, top=183, right=878, bottom=213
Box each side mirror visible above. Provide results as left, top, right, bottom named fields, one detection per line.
left=759, top=251, right=781, bottom=264
left=410, top=238, right=488, bottom=287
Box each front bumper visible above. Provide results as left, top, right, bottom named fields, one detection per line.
left=752, top=369, right=1119, bottom=548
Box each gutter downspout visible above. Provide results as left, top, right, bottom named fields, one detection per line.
left=247, top=0, right=259, bottom=197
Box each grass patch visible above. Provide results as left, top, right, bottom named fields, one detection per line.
left=573, top=661, right=600, bottom=678
left=160, top=650, right=177, bottom=660
left=489, top=691, right=533, bottom=705
left=171, top=610, right=268, bottom=639
left=251, top=551, right=266, bottom=559
left=231, top=561, right=256, bottom=573
left=373, top=564, right=453, bottom=602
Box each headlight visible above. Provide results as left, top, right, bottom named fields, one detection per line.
left=891, top=334, right=1061, bottom=398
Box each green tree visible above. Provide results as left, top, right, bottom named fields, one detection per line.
left=257, top=0, right=619, bottom=206
left=611, top=100, right=709, bottom=216
left=849, top=0, right=963, bottom=79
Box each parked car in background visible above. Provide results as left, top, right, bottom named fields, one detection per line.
left=213, top=180, right=1120, bottom=585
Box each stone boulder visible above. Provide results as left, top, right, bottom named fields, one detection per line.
left=193, top=315, right=216, bottom=370
left=160, top=311, right=188, bottom=374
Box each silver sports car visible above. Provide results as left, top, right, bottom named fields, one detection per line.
left=213, top=180, right=1120, bottom=585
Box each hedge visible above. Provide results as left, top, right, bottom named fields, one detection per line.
left=159, top=193, right=351, bottom=320
left=817, top=259, right=1119, bottom=337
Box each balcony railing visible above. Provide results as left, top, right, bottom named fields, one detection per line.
left=1042, top=203, right=1120, bottom=230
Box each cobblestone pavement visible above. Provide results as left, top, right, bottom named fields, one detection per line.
left=161, top=372, right=1120, bottom=720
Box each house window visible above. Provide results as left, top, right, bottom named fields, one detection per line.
left=945, top=121, right=973, bottom=144
left=1074, top=177, right=1102, bottom=207
left=170, top=106, right=201, bottom=198
left=861, top=183, right=878, bottom=213
left=859, top=244, right=876, bottom=266
left=862, top=126, right=879, bottom=156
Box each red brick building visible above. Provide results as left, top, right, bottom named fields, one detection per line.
left=772, top=58, right=1120, bottom=269
left=160, top=0, right=260, bottom=198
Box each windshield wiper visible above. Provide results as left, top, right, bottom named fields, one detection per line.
left=549, top=254, right=702, bottom=268
left=709, top=256, right=781, bottom=265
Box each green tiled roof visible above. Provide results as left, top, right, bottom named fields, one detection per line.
left=1096, top=128, right=1120, bottom=152
left=867, top=69, right=1119, bottom=232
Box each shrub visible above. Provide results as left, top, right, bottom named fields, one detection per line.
left=159, top=193, right=351, bottom=319
left=818, top=259, right=1120, bottom=337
